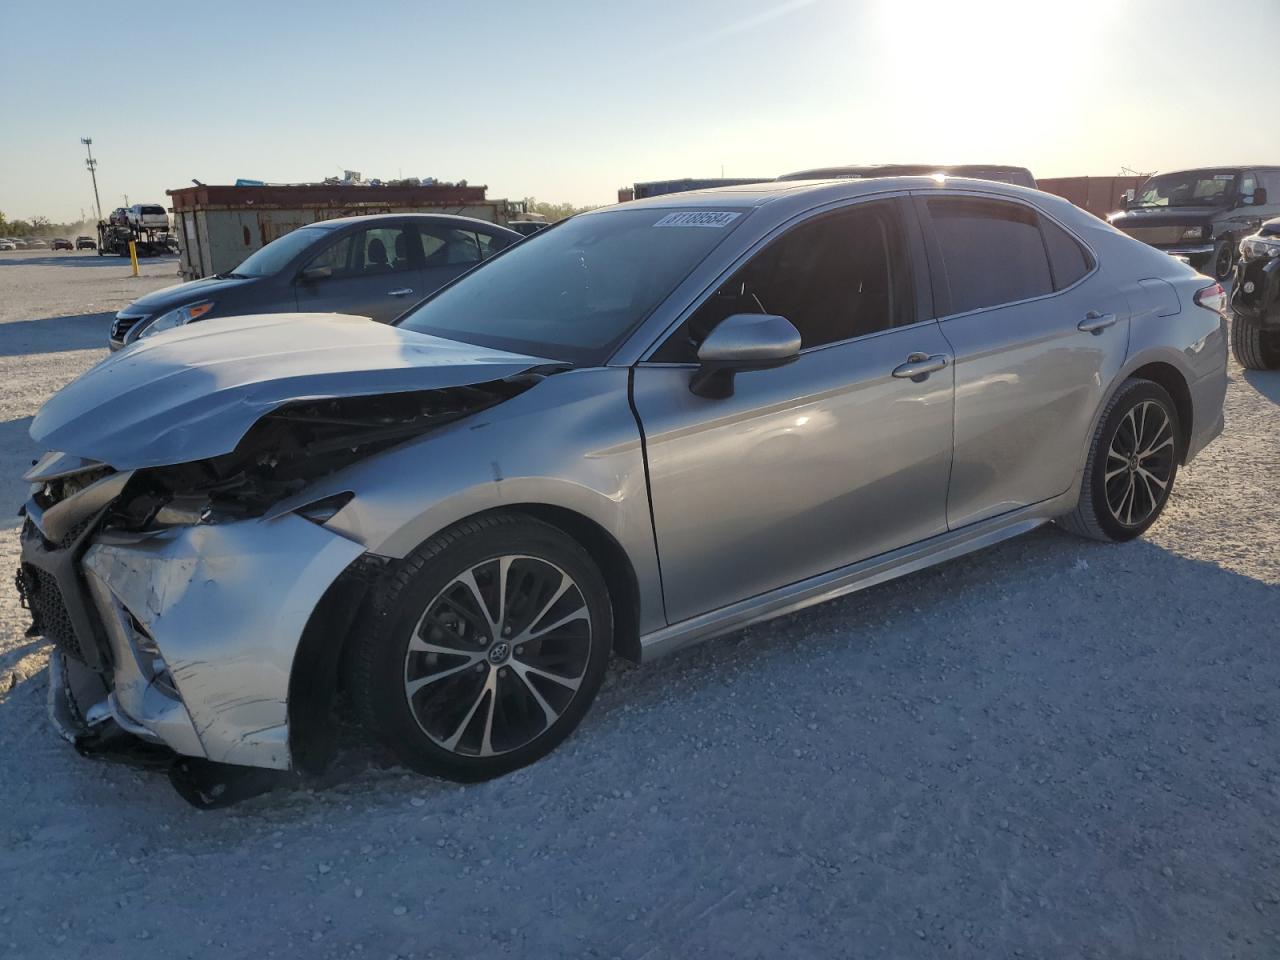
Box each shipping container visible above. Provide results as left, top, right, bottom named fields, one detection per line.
left=166, top=183, right=513, bottom=280
left=1037, top=176, right=1147, bottom=219
left=630, top=177, right=771, bottom=199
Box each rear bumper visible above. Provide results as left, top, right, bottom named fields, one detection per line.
left=1185, top=340, right=1228, bottom=463
left=24, top=512, right=365, bottom=770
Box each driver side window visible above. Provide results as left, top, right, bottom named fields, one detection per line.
left=651, top=201, right=913, bottom=362
left=306, top=234, right=355, bottom=276
left=305, top=226, right=413, bottom=279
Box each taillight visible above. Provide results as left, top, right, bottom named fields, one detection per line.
left=1193, top=282, right=1227, bottom=315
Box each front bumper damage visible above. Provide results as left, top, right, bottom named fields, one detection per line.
left=18, top=318, right=562, bottom=794
left=22, top=506, right=365, bottom=771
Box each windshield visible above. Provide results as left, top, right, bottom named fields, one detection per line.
left=230, top=226, right=329, bottom=277
left=396, top=207, right=749, bottom=363
left=1132, top=171, right=1239, bottom=208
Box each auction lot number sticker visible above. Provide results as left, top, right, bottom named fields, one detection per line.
left=653, top=211, right=742, bottom=228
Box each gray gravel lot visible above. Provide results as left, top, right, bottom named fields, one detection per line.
left=0, top=249, right=1277, bottom=960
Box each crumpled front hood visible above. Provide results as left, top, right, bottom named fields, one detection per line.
left=32, top=313, right=552, bottom=469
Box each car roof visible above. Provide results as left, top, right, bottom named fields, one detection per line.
left=583, top=175, right=1047, bottom=217
left=778, top=163, right=1034, bottom=181
left=307, top=212, right=520, bottom=233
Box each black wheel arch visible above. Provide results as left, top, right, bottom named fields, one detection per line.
left=1125, top=361, right=1193, bottom=463
left=286, top=503, right=643, bottom=774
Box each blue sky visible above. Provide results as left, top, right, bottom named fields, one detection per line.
left=2, top=0, right=1279, bottom=222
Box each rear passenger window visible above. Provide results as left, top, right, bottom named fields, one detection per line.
left=653, top=201, right=913, bottom=360
left=927, top=197, right=1053, bottom=313
left=422, top=227, right=482, bottom=266
left=1040, top=216, right=1093, bottom=290
left=476, top=231, right=509, bottom=259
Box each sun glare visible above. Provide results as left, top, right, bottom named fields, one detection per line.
left=868, top=0, right=1113, bottom=166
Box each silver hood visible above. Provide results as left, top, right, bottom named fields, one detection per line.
left=31, top=313, right=552, bottom=469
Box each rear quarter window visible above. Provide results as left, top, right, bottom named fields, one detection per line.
left=1040, top=216, right=1094, bottom=290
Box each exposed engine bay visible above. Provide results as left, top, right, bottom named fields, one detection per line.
left=98, top=377, right=538, bottom=530
left=26, top=375, right=544, bottom=547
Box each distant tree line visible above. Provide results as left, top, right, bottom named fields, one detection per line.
left=520, top=198, right=598, bottom=222
left=0, top=211, right=94, bottom=237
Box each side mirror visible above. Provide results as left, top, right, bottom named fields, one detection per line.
left=689, top=313, right=801, bottom=399
left=1252, top=187, right=1268, bottom=206
left=300, top=265, right=332, bottom=282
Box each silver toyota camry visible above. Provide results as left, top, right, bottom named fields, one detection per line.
left=20, top=177, right=1228, bottom=788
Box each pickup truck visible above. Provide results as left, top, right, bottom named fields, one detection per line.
left=1108, top=166, right=1280, bottom=280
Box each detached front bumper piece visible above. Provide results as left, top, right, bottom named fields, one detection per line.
left=23, top=512, right=365, bottom=770
left=1158, top=243, right=1215, bottom=258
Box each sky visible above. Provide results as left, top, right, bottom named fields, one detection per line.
left=2, top=0, right=1279, bottom=223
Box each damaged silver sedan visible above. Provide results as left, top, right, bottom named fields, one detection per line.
left=19, top=177, right=1228, bottom=789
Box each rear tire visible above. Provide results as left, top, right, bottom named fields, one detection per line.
left=1212, top=239, right=1235, bottom=281
left=350, top=513, right=612, bottom=781
left=1057, top=378, right=1181, bottom=542
left=1230, top=314, right=1280, bottom=370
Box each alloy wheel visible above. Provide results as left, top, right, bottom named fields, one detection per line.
left=1104, top=400, right=1175, bottom=527
left=1214, top=243, right=1234, bottom=281
left=402, top=555, right=592, bottom=758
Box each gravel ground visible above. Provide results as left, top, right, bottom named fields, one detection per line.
left=0, top=249, right=1278, bottom=960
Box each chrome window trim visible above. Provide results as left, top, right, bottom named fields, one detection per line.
left=911, top=187, right=1101, bottom=323
left=631, top=188, right=919, bottom=364
left=636, top=314, right=945, bottom=370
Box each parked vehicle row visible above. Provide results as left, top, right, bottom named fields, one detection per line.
left=0, top=237, right=50, bottom=250
left=0, top=236, right=96, bottom=251
left=20, top=176, right=1228, bottom=796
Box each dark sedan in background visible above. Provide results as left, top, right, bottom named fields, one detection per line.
left=109, top=213, right=521, bottom=349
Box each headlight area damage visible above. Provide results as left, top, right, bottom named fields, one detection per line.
left=18, top=375, right=548, bottom=807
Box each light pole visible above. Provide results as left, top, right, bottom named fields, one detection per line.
left=81, top=138, right=102, bottom=223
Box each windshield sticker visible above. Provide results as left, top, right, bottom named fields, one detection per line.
left=1214, top=174, right=1234, bottom=180
left=653, top=211, right=741, bottom=228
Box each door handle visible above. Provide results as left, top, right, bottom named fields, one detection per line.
left=891, top=352, right=949, bottom=381
left=387, top=287, right=414, bottom=297
left=1078, top=311, right=1117, bottom=334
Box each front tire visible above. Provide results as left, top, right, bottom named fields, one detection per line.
left=351, top=513, right=612, bottom=781
left=1057, top=379, right=1181, bottom=542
